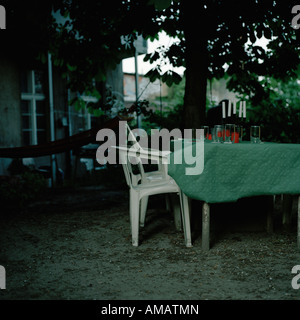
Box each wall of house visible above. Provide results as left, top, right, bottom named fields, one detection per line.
left=0, top=57, right=22, bottom=175
left=123, top=72, right=168, bottom=109
left=0, top=58, right=69, bottom=177
left=106, top=63, right=124, bottom=103
left=0, top=58, right=125, bottom=178
left=51, top=68, right=69, bottom=178
left=0, top=57, right=22, bottom=148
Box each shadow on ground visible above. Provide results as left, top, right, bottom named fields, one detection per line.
left=0, top=180, right=299, bottom=300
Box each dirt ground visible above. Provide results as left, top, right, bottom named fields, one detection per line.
left=0, top=177, right=300, bottom=300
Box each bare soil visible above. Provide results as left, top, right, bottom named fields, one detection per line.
left=0, top=180, right=300, bottom=300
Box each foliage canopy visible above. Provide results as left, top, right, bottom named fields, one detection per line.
left=1, top=0, right=299, bottom=127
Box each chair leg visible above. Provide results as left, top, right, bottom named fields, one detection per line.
left=165, top=194, right=171, bottom=212
left=140, top=196, right=149, bottom=227
left=202, top=202, right=210, bottom=251
left=170, top=193, right=182, bottom=231
left=130, top=190, right=140, bottom=246
left=179, top=191, right=192, bottom=247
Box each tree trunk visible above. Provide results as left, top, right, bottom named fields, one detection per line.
left=181, top=3, right=208, bottom=129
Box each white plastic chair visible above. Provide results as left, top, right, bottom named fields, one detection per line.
left=116, top=145, right=192, bottom=248
left=124, top=123, right=165, bottom=174
left=123, top=123, right=173, bottom=226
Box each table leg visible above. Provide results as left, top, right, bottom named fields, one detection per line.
left=266, top=195, right=275, bottom=234
left=282, top=194, right=293, bottom=231
left=170, top=194, right=182, bottom=231
left=202, top=202, right=210, bottom=251
left=298, top=196, right=300, bottom=250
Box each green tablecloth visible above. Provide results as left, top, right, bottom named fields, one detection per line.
left=168, top=141, right=300, bottom=203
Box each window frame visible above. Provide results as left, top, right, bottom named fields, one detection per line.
left=21, top=70, right=47, bottom=145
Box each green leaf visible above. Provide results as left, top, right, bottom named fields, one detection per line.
left=92, top=109, right=104, bottom=117
left=147, top=51, right=160, bottom=64
left=67, top=64, right=77, bottom=72
left=145, top=68, right=161, bottom=82
left=143, top=54, right=151, bottom=62
left=95, top=71, right=106, bottom=82
left=161, top=71, right=181, bottom=87
left=256, top=25, right=263, bottom=39
left=71, top=98, right=86, bottom=111
left=90, top=88, right=101, bottom=100
left=148, top=0, right=172, bottom=11
left=249, top=32, right=256, bottom=43
left=264, top=27, right=272, bottom=40
left=172, top=71, right=182, bottom=85
left=38, top=53, right=47, bottom=64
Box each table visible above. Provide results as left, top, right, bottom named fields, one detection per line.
left=168, top=141, right=300, bottom=250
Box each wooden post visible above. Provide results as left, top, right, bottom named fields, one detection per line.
left=202, top=202, right=210, bottom=251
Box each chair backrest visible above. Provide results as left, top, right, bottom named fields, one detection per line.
left=122, top=124, right=170, bottom=185
left=118, top=147, right=145, bottom=188
left=126, top=123, right=144, bottom=151
left=126, top=123, right=162, bottom=171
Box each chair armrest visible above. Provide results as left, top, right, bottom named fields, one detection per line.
left=112, top=145, right=171, bottom=180
left=112, top=146, right=170, bottom=163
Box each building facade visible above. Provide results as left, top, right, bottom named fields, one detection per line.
left=0, top=55, right=124, bottom=179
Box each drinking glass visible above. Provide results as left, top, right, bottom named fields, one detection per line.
left=233, top=125, right=242, bottom=143
left=200, top=126, right=209, bottom=140
left=213, top=125, right=223, bottom=143
left=224, top=124, right=235, bottom=143
left=235, top=125, right=243, bottom=142
left=250, top=126, right=261, bottom=143
left=192, top=128, right=204, bottom=140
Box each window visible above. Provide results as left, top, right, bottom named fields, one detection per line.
left=77, top=95, right=98, bottom=132
left=21, top=70, right=47, bottom=145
